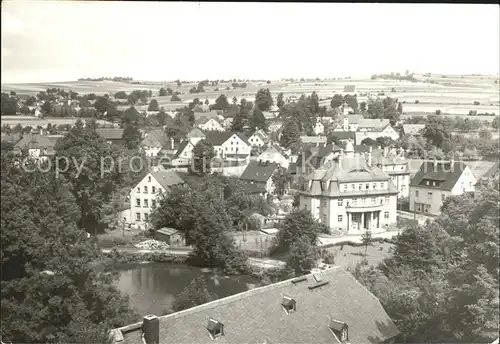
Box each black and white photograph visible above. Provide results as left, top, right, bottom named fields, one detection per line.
left=1, top=2, right=499, bottom=344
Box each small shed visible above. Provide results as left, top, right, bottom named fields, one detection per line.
left=156, top=227, right=185, bottom=247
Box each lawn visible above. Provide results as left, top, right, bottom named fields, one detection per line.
left=324, top=242, right=393, bottom=270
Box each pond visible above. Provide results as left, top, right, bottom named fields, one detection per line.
left=114, top=263, right=261, bottom=316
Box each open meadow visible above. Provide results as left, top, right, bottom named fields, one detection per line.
left=2, top=74, right=498, bottom=119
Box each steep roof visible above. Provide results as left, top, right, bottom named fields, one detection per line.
left=96, top=128, right=124, bottom=140
left=296, top=143, right=342, bottom=168
left=14, top=131, right=58, bottom=153
left=141, top=129, right=169, bottom=148
left=402, top=124, right=425, bottom=136
left=250, top=129, right=269, bottom=142
left=174, top=140, right=193, bottom=158
left=410, top=161, right=470, bottom=191
left=358, top=118, right=390, bottom=130
left=336, top=114, right=365, bottom=124
left=203, top=131, right=234, bottom=146
left=240, top=160, right=279, bottom=183
left=151, top=170, right=184, bottom=190
left=116, top=267, right=399, bottom=344
left=329, top=131, right=356, bottom=140
left=186, top=127, right=206, bottom=140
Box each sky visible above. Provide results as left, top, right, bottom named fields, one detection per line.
left=1, top=2, right=499, bottom=83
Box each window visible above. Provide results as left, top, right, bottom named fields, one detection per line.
left=351, top=184, right=355, bottom=190
left=384, top=197, right=389, bottom=204
left=372, top=183, right=377, bottom=189
left=358, top=184, right=362, bottom=190
left=148, top=176, right=151, bottom=182
left=352, top=199, right=356, bottom=205
left=144, top=213, right=149, bottom=221
left=441, top=194, right=445, bottom=201
left=365, top=183, right=370, bottom=190
left=144, top=199, right=149, bottom=207
left=152, top=186, right=156, bottom=193
left=137, top=187, right=140, bottom=193
left=338, top=215, right=343, bottom=222
left=380, top=182, right=384, bottom=189
left=136, top=198, right=140, bottom=207
left=427, top=192, right=432, bottom=199
left=426, top=181, right=430, bottom=186
left=371, top=197, right=376, bottom=204
left=152, top=199, right=156, bottom=207
left=338, top=199, right=343, bottom=206
left=416, top=190, right=419, bottom=197
left=136, top=212, right=141, bottom=221
left=384, top=211, right=389, bottom=219
left=144, top=186, right=148, bottom=193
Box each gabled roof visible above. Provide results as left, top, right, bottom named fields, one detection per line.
left=14, top=131, right=59, bottom=153
left=480, top=161, right=500, bottom=180
left=240, top=160, right=279, bottom=183
left=186, top=128, right=206, bottom=139
left=358, top=118, right=390, bottom=130
left=250, top=129, right=269, bottom=142
left=329, top=131, right=356, bottom=140
left=336, top=114, right=365, bottom=125
left=204, top=131, right=250, bottom=146
left=141, top=129, right=169, bottom=148
left=402, top=124, right=425, bottom=136
left=96, top=128, right=124, bottom=140
left=115, top=267, right=400, bottom=344
left=410, top=161, right=470, bottom=191
left=157, top=227, right=181, bottom=236
left=151, top=170, right=185, bottom=190
left=174, top=140, right=194, bottom=158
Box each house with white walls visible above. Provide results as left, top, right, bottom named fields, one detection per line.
left=248, top=129, right=269, bottom=148
left=204, top=131, right=251, bottom=163
left=195, top=117, right=225, bottom=132
left=257, top=144, right=289, bottom=169
left=140, top=129, right=171, bottom=157
left=409, top=159, right=477, bottom=216
left=129, top=169, right=185, bottom=229
left=313, top=118, right=325, bottom=135
left=299, top=141, right=398, bottom=233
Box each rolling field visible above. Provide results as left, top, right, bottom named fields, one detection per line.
left=2, top=74, right=498, bottom=120
left=0, top=116, right=113, bottom=128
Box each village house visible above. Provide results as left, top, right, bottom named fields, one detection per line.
left=239, top=160, right=280, bottom=196
left=329, top=130, right=356, bottom=144
left=129, top=169, right=185, bottom=229
left=204, top=131, right=251, bottom=163
left=195, top=116, right=225, bottom=132
left=371, top=147, right=411, bottom=198
left=267, top=119, right=284, bottom=133
left=409, top=159, right=477, bottom=216
left=185, top=127, right=206, bottom=146
left=333, top=115, right=365, bottom=131
left=155, top=227, right=186, bottom=247
left=110, top=267, right=400, bottom=344
left=13, top=129, right=63, bottom=161
left=295, top=143, right=343, bottom=177
left=140, top=129, right=172, bottom=157
left=96, top=128, right=125, bottom=145
left=299, top=142, right=398, bottom=233
left=257, top=144, right=289, bottom=169
left=313, top=118, right=325, bottom=135
left=355, top=123, right=400, bottom=145
left=248, top=129, right=269, bottom=148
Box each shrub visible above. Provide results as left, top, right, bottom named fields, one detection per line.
left=415, top=100, right=420, bottom=104
left=322, top=251, right=336, bottom=265
left=473, top=101, right=480, bottom=105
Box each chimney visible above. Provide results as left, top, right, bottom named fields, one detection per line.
left=368, top=146, right=372, bottom=167
left=142, top=315, right=159, bottom=344
left=170, top=137, right=174, bottom=150
left=433, top=158, right=438, bottom=171
left=338, top=154, right=342, bottom=171
left=383, top=147, right=388, bottom=158
left=450, top=156, right=455, bottom=165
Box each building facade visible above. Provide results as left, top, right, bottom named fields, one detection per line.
left=409, top=160, right=476, bottom=215
left=299, top=144, right=398, bottom=233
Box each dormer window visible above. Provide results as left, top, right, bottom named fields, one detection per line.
left=281, top=296, right=296, bottom=314
left=207, top=318, right=224, bottom=339
left=329, top=319, right=349, bottom=343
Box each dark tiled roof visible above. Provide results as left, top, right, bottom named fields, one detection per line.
left=186, top=128, right=206, bottom=139
left=141, top=129, right=169, bottom=148
left=151, top=170, right=184, bottom=190
left=410, top=161, right=469, bottom=191
left=203, top=131, right=234, bottom=146
left=14, top=132, right=58, bottom=152
left=329, top=131, right=356, bottom=140
left=116, top=267, right=399, bottom=344
left=96, top=128, right=124, bottom=140
left=174, top=140, right=193, bottom=158
left=296, top=144, right=341, bottom=168
left=240, top=160, right=279, bottom=183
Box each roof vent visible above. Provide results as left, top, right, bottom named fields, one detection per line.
left=207, top=318, right=224, bottom=339
left=291, top=276, right=307, bottom=284
left=281, top=296, right=296, bottom=314
left=308, top=281, right=329, bottom=290
left=313, top=273, right=322, bottom=282
left=329, top=319, right=349, bottom=343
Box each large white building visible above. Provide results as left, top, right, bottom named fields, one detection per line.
left=129, top=169, right=185, bottom=228
left=299, top=143, right=398, bottom=233
left=409, top=159, right=476, bottom=215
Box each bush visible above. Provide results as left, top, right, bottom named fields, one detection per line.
left=415, top=100, right=420, bottom=104
left=322, top=251, right=336, bottom=264
left=473, top=101, right=480, bottom=105
left=97, top=237, right=128, bottom=248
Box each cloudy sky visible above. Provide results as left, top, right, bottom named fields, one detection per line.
left=1, top=2, right=499, bottom=83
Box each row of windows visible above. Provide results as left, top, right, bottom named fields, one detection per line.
left=341, top=182, right=387, bottom=192
left=327, top=197, right=390, bottom=207
left=136, top=186, right=157, bottom=194
left=336, top=212, right=390, bottom=222
left=136, top=212, right=149, bottom=221
left=135, top=199, right=157, bottom=207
